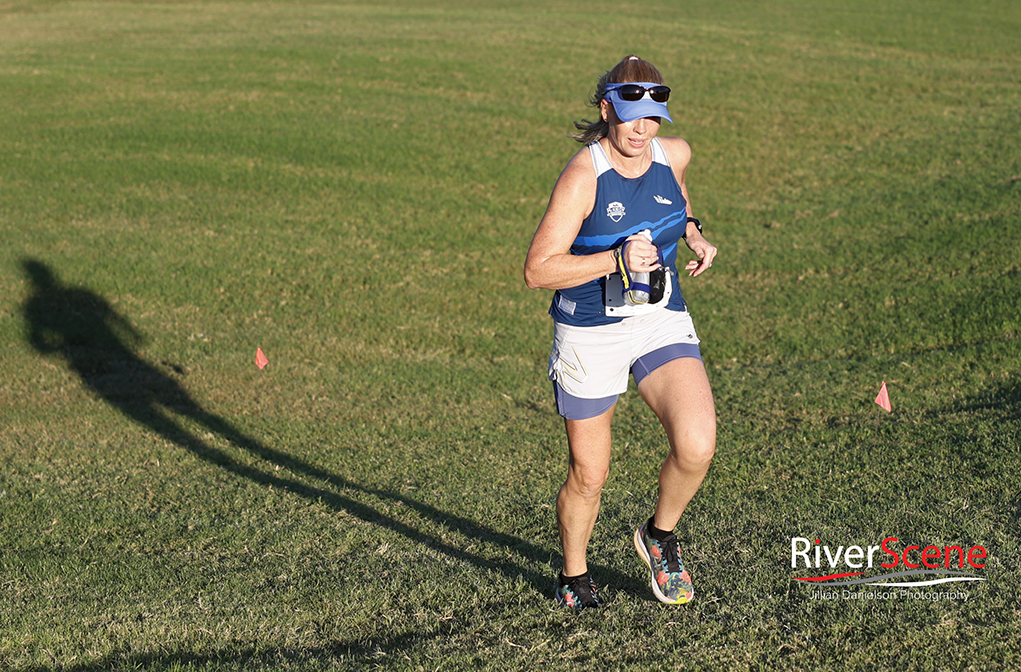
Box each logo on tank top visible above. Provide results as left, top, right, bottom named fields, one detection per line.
left=606, top=201, right=626, bottom=223
left=654, top=195, right=673, bottom=205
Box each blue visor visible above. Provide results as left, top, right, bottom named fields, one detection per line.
left=604, top=81, right=673, bottom=123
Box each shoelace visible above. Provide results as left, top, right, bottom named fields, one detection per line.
left=658, top=534, right=683, bottom=574
left=565, top=575, right=600, bottom=608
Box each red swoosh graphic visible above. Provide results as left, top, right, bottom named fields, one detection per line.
left=793, top=572, right=865, bottom=582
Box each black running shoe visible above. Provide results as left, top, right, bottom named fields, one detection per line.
left=555, top=572, right=602, bottom=610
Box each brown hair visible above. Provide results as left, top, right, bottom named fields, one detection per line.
left=572, top=55, right=666, bottom=144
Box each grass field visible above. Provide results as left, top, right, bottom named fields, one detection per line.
left=2, top=1, right=1020, bottom=669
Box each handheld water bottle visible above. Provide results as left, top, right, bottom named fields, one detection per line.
left=625, top=229, right=654, bottom=305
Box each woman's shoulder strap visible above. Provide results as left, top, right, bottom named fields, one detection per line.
left=651, top=137, right=670, bottom=166
left=587, top=141, right=613, bottom=177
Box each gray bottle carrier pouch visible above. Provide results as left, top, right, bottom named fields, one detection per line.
left=604, top=268, right=673, bottom=317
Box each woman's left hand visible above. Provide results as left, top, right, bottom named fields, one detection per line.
left=683, top=235, right=717, bottom=277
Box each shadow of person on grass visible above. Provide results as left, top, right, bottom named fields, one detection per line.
left=20, top=259, right=643, bottom=610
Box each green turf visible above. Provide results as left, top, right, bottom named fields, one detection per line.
left=2, top=1, right=1020, bottom=669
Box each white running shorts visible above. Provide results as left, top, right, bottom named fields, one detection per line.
left=548, top=308, right=702, bottom=420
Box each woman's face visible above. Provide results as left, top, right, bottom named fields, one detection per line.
left=600, top=98, right=661, bottom=158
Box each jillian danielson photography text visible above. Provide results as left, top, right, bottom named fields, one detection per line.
left=810, top=589, right=974, bottom=602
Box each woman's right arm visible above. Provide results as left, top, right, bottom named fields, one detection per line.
left=523, top=153, right=615, bottom=291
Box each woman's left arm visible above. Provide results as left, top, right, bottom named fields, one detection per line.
left=662, top=137, right=718, bottom=277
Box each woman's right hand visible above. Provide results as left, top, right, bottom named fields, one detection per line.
left=621, top=233, right=662, bottom=272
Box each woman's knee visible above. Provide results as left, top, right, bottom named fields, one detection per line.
left=671, top=434, right=715, bottom=471
left=567, top=462, right=610, bottom=497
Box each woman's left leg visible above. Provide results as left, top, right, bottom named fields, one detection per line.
left=636, top=357, right=716, bottom=531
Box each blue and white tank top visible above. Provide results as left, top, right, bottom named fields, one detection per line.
left=550, top=137, right=689, bottom=326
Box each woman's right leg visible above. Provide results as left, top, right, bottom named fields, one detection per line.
left=557, top=404, right=615, bottom=577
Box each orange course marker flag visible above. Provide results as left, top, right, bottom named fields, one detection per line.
left=256, top=347, right=269, bottom=370
left=875, top=381, right=891, bottom=412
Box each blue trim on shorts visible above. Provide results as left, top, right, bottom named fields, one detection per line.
left=631, top=342, right=702, bottom=387
left=553, top=382, right=618, bottom=421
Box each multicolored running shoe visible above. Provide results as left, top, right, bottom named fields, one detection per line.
left=633, top=522, right=694, bottom=604
left=555, top=572, right=602, bottom=610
